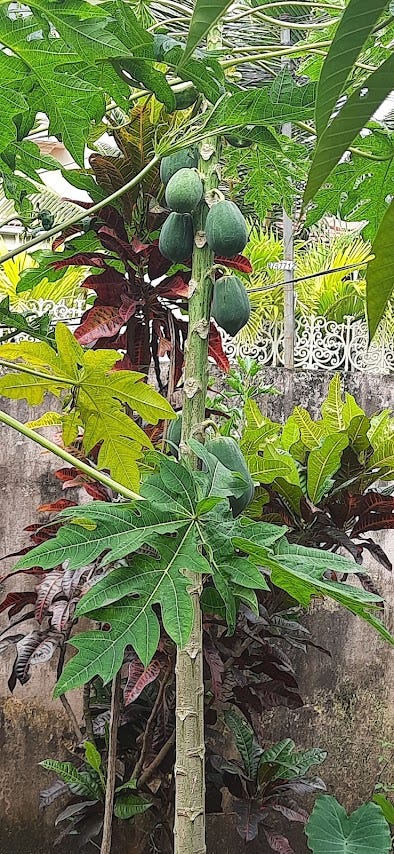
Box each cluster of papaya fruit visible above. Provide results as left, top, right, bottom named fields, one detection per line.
left=158, top=147, right=251, bottom=337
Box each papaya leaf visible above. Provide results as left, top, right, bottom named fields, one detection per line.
left=0, top=323, right=175, bottom=489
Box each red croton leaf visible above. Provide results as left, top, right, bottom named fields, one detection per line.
left=98, top=205, right=129, bottom=242
left=51, top=253, right=109, bottom=270
left=37, top=499, right=78, bottom=513
left=208, top=323, right=230, bottom=373
left=0, top=591, right=37, bottom=617
left=98, top=226, right=141, bottom=265
left=82, top=268, right=128, bottom=306
left=215, top=254, right=253, bottom=274
left=75, top=302, right=138, bottom=345
left=54, top=467, right=80, bottom=482
left=148, top=242, right=172, bottom=280
left=156, top=273, right=190, bottom=299
left=124, top=657, right=162, bottom=706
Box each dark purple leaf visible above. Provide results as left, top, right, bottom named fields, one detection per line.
left=263, top=828, right=296, bottom=853
left=204, top=639, right=224, bottom=700
left=234, top=799, right=265, bottom=841
left=0, top=591, right=36, bottom=617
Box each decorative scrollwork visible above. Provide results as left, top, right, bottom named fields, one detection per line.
left=222, top=314, right=393, bottom=375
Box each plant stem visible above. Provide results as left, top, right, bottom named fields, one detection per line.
left=0, top=156, right=159, bottom=266
left=0, top=409, right=142, bottom=501
left=101, top=671, right=121, bottom=854
left=174, top=23, right=221, bottom=853
left=0, top=358, right=72, bottom=385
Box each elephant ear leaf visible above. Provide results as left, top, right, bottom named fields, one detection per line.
left=305, top=795, right=391, bottom=854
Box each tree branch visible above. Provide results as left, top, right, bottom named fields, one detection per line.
left=101, top=671, right=122, bottom=854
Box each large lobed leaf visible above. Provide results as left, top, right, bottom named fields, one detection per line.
left=305, top=795, right=391, bottom=854
left=0, top=323, right=175, bottom=489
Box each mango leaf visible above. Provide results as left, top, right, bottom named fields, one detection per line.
left=305, top=54, right=394, bottom=204
left=366, top=199, right=394, bottom=339
left=307, top=433, right=349, bottom=504
left=181, top=0, right=234, bottom=65
left=314, top=0, right=389, bottom=137
left=305, top=795, right=391, bottom=854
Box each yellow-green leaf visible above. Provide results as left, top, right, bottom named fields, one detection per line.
left=321, top=375, right=345, bottom=431
left=307, top=433, right=349, bottom=504
left=26, top=411, right=62, bottom=429
left=293, top=407, right=326, bottom=450
left=0, top=373, right=61, bottom=405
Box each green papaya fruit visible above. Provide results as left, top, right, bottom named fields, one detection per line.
left=165, top=168, right=203, bottom=214
left=205, top=200, right=248, bottom=258
left=205, top=435, right=255, bottom=517
left=159, top=212, right=194, bottom=262
left=211, top=275, right=251, bottom=336
left=160, top=147, right=199, bottom=186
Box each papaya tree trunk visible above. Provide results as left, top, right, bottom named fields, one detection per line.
left=174, top=28, right=221, bottom=854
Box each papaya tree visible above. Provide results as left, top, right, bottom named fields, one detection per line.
left=0, top=2, right=394, bottom=853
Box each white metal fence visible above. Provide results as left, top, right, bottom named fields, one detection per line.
left=1, top=301, right=393, bottom=374
left=223, top=314, right=393, bottom=374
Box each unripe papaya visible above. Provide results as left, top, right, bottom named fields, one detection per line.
left=160, top=147, right=199, bottom=186
left=166, top=415, right=182, bottom=455
left=165, top=168, right=203, bottom=214
left=211, top=275, right=251, bottom=336
left=205, top=200, right=248, bottom=258
left=205, top=435, right=255, bottom=517
left=173, top=86, right=198, bottom=111
left=159, top=212, right=194, bottom=263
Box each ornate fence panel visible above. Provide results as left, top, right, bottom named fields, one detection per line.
left=223, top=315, right=394, bottom=374
left=1, top=304, right=393, bottom=374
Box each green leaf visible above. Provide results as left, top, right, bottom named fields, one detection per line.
left=249, top=445, right=300, bottom=486
left=31, top=0, right=130, bottom=62
left=292, top=407, right=326, bottom=450
left=224, top=711, right=262, bottom=779
left=258, top=739, right=326, bottom=782
left=84, top=741, right=102, bottom=774
left=236, top=539, right=394, bottom=646
left=306, top=795, right=392, bottom=854
left=372, top=794, right=394, bottom=825
left=114, top=792, right=151, bottom=820
left=366, top=199, right=394, bottom=339
left=307, top=433, right=349, bottom=504
left=306, top=54, right=394, bottom=204
left=181, top=0, right=234, bottom=65
left=39, top=759, right=102, bottom=799
left=204, top=71, right=315, bottom=135
left=321, top=375, right=345, bottom=432
left=315, top=0, right=389, bottom=137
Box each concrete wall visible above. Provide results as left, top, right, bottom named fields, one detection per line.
left=0, top=371, right=393, bottom=853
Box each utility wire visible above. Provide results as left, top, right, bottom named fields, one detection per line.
left=246, top=259, right=370, bottom=294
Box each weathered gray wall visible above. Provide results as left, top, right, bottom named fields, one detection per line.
left=0, top=371, right=393, bottom=853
